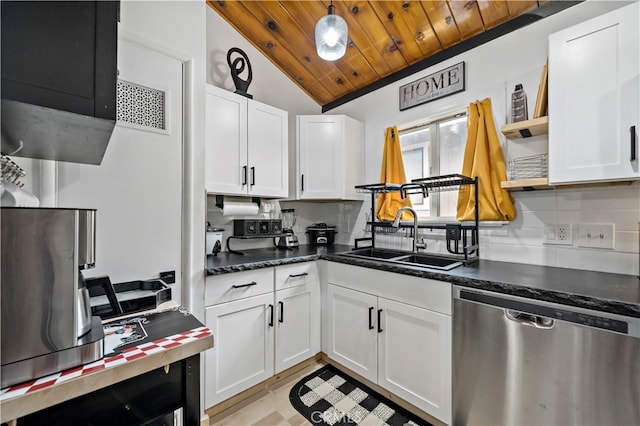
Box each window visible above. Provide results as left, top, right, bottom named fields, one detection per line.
left=399, top=112, right=467, bottom=218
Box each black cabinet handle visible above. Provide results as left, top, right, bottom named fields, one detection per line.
left=268, top=304, right=274, bottom=327
left=242, top=165, right=247, bottom=186
left=377, top=309, right=383, bottom=333
left=278, top=301, right=284, bottom=323
left=301, top=174, right=304, bottom=192
left=631, top=125, right=637, bottom=161
left=250, top=166, right=256, bottom=186
left=368, top=306, right=374, bottom=330
left=289, top=272, right=308, bottom=278
left=231, top=281, right=257, bottom=289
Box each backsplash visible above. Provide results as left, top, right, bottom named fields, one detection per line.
left=205, top=196, right=363, bottom=252
left=352, top=182, right=640, bottom=276
left=207, top=183, right=639, bottom=276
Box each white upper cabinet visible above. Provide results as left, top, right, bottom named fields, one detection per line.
left=548, top=2, right=639, bottom=185
left=297, top=115, right=364, bottom=200
left=247, top=101, right=288, bottom=197
left=205, top=85, right=246, bottom=195
left=205, top=84, right=288, bottom=197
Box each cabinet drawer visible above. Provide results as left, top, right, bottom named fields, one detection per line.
left=275, top=262, right=318, bottom=290
left=205, top=268, right=274, bottom=306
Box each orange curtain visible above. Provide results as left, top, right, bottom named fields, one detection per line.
left=456, top=98, right=516, bottom=221
left=376, top=126, right=413, bottom=221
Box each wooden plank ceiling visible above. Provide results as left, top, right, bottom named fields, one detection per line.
left=207, top=1, right=577, bottom=111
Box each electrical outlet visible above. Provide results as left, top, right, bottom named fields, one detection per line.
left=159, top=270, right=176, bottom=284
left=577, top=223, right=615, bottom=249
left=544, top=223, right=572, bottom=245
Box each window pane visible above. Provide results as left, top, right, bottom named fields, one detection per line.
left=403, top=147, right=427, bottom=210
left=399, top=113, right=467, bottom=219
left=400, top=127, right=430, bottom=212
left=439, top=116, right=467, bottom=217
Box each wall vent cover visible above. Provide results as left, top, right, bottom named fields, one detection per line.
left=116, top=80, right=166, bottom=130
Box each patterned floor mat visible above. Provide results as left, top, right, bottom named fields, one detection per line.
left=289, top=364, right=433, bottom=426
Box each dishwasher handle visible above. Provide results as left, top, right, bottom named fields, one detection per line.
left=456, top=287, right=635, bottom=336
left=505, top=309, right=555, bottom=329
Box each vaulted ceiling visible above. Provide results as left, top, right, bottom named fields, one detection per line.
left=207, top=1, right=579, bottom=111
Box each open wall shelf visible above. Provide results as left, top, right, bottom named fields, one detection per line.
left=500, top=116, right=551, bottom=191
left=501, top=178, right=551, bottom=191
left=500, top=116, right=548, bottom=139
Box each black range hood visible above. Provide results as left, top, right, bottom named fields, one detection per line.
left=1, top=1, right=119, bottom=165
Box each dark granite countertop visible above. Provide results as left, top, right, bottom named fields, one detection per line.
left=206, top=244, right=353, bottom=274
left=206, top=244, right=640, bottom=318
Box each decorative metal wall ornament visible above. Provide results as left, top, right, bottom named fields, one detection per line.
left=226, top=47, right=253, bottom=99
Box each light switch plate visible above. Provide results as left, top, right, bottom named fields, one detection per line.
left=577, top=223, right=615, bottom=249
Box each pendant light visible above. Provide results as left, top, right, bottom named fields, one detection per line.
left=315, top=1, right=348, bottom=61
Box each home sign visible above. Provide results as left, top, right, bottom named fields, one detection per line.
left=399, top=62, right=465, bottom=111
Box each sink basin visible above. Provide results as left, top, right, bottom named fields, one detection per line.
left=394, top=254, right=463, bottom=270
left=341, top=248, right=463, bottom=271
left=342, top=247, right=409, bottom=260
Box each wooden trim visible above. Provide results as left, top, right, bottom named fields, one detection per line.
left=502, top=178, right=637, bottom=192
left=319, top=354, right=448, bottom=426
left=205, top=353, right=323, bottom=419
left=200, top=414, right=209, bottom=426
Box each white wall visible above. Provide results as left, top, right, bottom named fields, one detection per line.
left=9, top=1, right=208, bottom=314
left=117, top=0, right=207, bottom=315
left=330, top=0, right=640, bottom=276
left=204, top=1, right=639, bottom=275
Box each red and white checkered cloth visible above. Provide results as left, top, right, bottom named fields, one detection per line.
left=0, top=326, right=211, bottom=401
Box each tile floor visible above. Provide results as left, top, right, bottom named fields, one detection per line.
left=209, top=362, right=325, bottom=426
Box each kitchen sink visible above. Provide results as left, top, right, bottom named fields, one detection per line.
left=342, top=247, right=409, bottom=260
left=394, top=254, right=462, bottom=270
left=341, top=248, right=463, bottom=271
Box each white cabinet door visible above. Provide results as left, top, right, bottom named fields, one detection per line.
left=377, top=297, right=452, bottom=425
left=205, top=85, right=248, bottom=194
left=326, top=284, right=377, bottom=383
left=297, top=115, right=364, bottom=200
left=274, top=282, right=320, bottom=373
left=548, top=2, right=639, bottom=184
left=248, top=100, right=288, bottom=197
left=204, top=293, right=274, bottom=408
left=298, top=115, right=343, bottom=199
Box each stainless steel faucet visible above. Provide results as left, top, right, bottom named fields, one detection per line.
left=392, top=206, right=426, bottom=252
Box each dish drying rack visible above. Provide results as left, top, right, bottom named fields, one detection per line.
left=1, top=153, right=26, bottom=187
left=355, top=174, right=480, bottom=265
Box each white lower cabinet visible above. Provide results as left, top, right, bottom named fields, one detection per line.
left=205, top=293, right=274, bottom=408
left=377, top=297, right=451, bottom=424
left=325, top=263, right=452, bottom=425
left=205, top=263, right=320, bottom=409
left=326, top=285, right=378, bottom=382
left=275, top=283, right=320, bottom=373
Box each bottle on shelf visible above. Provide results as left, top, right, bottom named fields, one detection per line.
left=510, top=84, right=528, bottom=123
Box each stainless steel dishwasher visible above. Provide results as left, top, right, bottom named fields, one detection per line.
left=453, top=286, right=640, bottom=425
